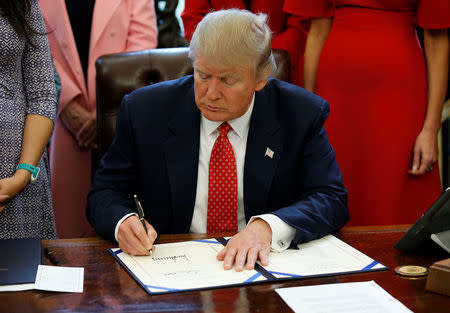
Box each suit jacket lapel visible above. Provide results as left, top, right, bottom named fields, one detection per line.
left=90, top=0, right=121, bottom=50
left=244, top=88, right=283, bottom=220
left=164, top=84, right=200, bottom=232
left=41, top=0, right=86, bottom=94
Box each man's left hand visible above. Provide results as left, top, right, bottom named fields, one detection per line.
left=217, top=218, right=272, bottom=272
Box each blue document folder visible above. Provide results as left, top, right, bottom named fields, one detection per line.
left=0, top=238, right=41, bottom=285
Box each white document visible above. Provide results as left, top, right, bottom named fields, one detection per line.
left=265, top=235, right=386, bottom=279
left=34, top=265, right=84, bottom=293
left=111, top=235, right=387, bottom=294
left=111, top=239, right=264, bottom=293
left=276, top=281, right=413, bottom=313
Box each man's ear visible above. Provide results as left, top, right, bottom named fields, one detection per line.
left=255, top=74, right=270, bottom=91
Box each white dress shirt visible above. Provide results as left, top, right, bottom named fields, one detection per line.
left=116, top=95, right=295, bottom=252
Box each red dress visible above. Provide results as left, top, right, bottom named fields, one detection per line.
left=285, top=0, right=450, bottom=226
left=181, top=0, right=307, bottom=85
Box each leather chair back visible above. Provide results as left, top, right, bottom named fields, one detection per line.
left=95, top=47, right=291, bottom=162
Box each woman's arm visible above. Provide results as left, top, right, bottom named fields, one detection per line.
left=18, top=115, right=53, bottom=171
left=303, top=18, right=332, bottom=92
left=0, top=0, right=57, bottom=210
left=126, top=0, right=158, bottom=51
left=0, top=115, right=53, bottom=210
left=409, top=28, right=449, bottom=175
left=270, top=13, right=307, bottom=85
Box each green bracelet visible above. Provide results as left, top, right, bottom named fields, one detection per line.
left=16, top=163, right=40, bottom=183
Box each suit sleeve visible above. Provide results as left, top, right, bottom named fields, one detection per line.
left=417, top=0, right=450, bottom=29
left=126, top=0, right=158, bottom=51
left=181, top=0, right=212, bottom=41
left=39, top=0, right=83, bottom=115
left=271, top=8, right=308, bottom=85
left=86, top=95, right=138, bottom=241
left=272, top=99, right=349, bottom=245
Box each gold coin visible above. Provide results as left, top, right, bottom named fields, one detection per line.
left=395, top=265, right=428, bottom=277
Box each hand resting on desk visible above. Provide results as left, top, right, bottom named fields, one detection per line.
left=217, top=218, right=272, bottom=272
left=117, top=216, right=272, bottom=272
left=118, top=215, right=157, bottom=255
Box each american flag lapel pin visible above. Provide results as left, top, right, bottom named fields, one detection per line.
left=265, top=147, right=274, bottom=159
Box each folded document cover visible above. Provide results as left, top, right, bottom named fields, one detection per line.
left=109, top=235, right=388, bottom=294
left=0, top=238, right=41, bottom=285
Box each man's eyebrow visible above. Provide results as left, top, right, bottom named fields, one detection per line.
left=220, top=72, right=238, bottom=78
left=193, top=64, right=204, bottom=71
left=193, top=66, right=237, bottom=77
left=194, top=67, right=209, bottom=74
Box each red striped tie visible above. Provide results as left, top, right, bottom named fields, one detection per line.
left=207, top=122, right=238, bottom=233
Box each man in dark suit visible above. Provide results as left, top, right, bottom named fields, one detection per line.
left=87, top=9, right=349, bottom=272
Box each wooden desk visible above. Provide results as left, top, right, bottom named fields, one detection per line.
left=1, top=226, right=449, bottom=313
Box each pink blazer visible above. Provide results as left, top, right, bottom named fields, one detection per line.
left=39, top=0, right=158, bottom=238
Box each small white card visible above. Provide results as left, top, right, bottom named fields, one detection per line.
left=276, top=281, right=412, bottom=313
left=34, top=265, right=84, bottom=293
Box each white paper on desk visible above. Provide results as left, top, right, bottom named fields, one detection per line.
left=111, top=239, right=265, bottom=293
left=0, top=283, right=34, bottom=292
left=264, top=235, right=386, bottom=278
left=276, top=281, right=413, bottom=313
left=34, top=265, right=84, bottom=293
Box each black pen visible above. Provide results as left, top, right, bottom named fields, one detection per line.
left=44, top=248, right=59, bottom=265
left=133, top=194, right=152, bottom=254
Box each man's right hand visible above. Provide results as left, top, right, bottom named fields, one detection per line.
left=117, top=215, right=157, bottom=255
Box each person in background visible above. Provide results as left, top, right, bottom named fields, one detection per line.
left=0, top=0, right=57, bottom=239
left=181, top=0, right=307, bottom=86
left=39, top=0, right=158, bottom=238
left=154, top=0, right=188, bottom=48
left=87, top=9, right=348, bottom=271
left=289, top=0, right=449, bottom=226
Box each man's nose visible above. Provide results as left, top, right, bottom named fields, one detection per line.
left=206, top=78, right=221, bottom=100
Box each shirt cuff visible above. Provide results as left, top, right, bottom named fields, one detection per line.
left=249, top=214, right=296, bottom=252
left=114, top=213, right=137, bottom=242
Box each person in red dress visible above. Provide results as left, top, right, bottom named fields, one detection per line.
left=181, top=0, right=307, bottom=86
left=286, top=0, right=449, bottom=225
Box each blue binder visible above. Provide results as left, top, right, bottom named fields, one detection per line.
left=0, top=238, right=41, bottom=285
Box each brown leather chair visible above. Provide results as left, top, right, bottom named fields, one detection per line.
left=95, top=47, right=291, bottom=164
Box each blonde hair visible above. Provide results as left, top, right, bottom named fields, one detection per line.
left=188, top=9, right=276, bottom=79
